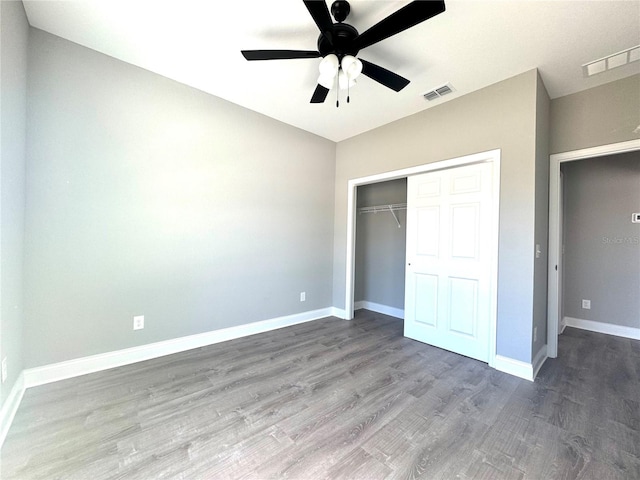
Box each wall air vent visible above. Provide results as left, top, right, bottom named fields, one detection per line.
left=422, top=82, right=455, bottom=101
left=583, top=45, right=640, bottom=77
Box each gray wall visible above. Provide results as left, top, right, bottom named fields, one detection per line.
left=334, top=69, right=541, bottom=363
left=561, top=153, right=640, bottom=328
left=355, top=179, right=407, bottom=310
left=550, top=74, right=640, bottom=154
left=532, top=72, right=550, bottom=357
left=0, top=0, right=28, bottom=406
left=24, top=29, right=336, bottom=368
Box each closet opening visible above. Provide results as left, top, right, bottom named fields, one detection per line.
left=354, top=178, right=407, bottom=320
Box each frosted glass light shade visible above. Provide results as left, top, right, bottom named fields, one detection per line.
left=338, top=70, right=356, bottom=90
left=318, top=73, right=335, bottom=89
left=341, top=55, right=357, bottom=74
left=319, top=54, right=339, bottom=76
left=347, top=58, right=363, bottom=79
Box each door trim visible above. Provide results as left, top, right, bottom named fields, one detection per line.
left=345, top=149, right=501, bottom=368
left=547, top=139, right=640, bottom=358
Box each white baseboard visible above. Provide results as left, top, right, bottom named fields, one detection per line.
left=23, top=307, right=334, bottom=389
left=560, top=318, right=567, bottom=334
left=494, top=355, right=534, bottom=382
left=354, top=300, right=404, bottom=319
left=330, top=307, right=349, bottom=319
left=563, top=317, right=640, bottom=340
left=532, top=344, right=548, bottom=380
left=0, top=372, right=25, bottom=448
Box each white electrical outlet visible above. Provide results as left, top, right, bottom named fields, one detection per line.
left=582, top=299, right=591, bottom=310
left=133, top=315, right=145, bottom=330
left=300, top=292, right=306, bottom=302
left=534, top=327, right=538, bottom=342
left=1, top=357, right=7, bottom=383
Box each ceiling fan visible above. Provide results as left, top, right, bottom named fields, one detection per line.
left=241, top=0, right=446, bottom=105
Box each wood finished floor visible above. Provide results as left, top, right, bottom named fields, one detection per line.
left=2, top=310, right=639, bottom=479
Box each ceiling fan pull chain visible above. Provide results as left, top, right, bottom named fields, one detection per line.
left=336, top=72, right=340, bottom=108
left=347, top=80, right=350, bottom=104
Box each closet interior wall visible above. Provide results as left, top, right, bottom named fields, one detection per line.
left=355, top=179, right=408, bottom=316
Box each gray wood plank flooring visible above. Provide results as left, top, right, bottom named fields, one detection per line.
left=2, top=310, right=639, bottom=479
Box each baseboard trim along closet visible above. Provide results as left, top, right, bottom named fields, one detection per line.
left=0, top=372, right=26, bottom=448
left=563, top=316, right=640, bottom=340
left=532, top=345, right=548, bottom=380
left=493, top=355, right=535, bottom=382
left=330, top=307, right=349, bottom=319
left=22, top=307, right=335, bottom=389
left=354, top=301, right=404, bottom=319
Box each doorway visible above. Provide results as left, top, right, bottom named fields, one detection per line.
left=547, top=139, right=640, bottom=357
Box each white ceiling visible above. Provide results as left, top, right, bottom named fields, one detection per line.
left=23, top=0, right=640, bottom=142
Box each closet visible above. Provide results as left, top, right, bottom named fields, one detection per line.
left=354, top=178, right=407, bottom=318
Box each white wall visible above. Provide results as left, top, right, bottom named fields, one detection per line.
left=0, top=0, right=28, bottom=406
left=24, top=29, right=336, bottom=368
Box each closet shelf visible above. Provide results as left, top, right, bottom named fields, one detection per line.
left=357, top=203, right=406, bottom=228
left=357, top=203, right=407, bottom=214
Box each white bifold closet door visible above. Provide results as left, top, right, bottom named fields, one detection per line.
left=404, top=162, right=494, bottom=362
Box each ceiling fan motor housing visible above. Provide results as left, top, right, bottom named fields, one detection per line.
left=317, top=0, right=359, bottom=60
left=317, top=23, right=359, bottom=59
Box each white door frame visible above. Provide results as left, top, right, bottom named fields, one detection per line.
left=547, top=139, right=640, bottom=358
left=345, top=149, right=501, bottom=367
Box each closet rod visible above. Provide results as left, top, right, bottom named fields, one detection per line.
left=357, top=203, right=407, bottom=214
left=357, top=203, right=406, bottom=228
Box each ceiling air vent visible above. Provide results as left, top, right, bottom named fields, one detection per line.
left=422, top=83, right=455, bottom=101
left=583, top=45, right=640, bottom=77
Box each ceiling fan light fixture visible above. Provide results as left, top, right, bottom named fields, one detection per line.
left=341, top=55, right=356, bottom=72
left=341, top=55, right=363, bottom=80
left=347, top=58, right=363, bottom=79
left=319, top=54, right=339, bottom=76
left=318, top=73, right=336, bottom=89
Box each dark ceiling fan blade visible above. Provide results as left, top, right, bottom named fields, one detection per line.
left=360, top=59, right=410, bottom=92
left=310, top=84, right=330, bottom=103
left=303, top=0, right=334, bottom=37
left=242, top=50, right=321, bottom=61
left=354, top=0, right=446, bottom=51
